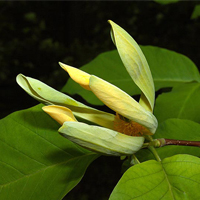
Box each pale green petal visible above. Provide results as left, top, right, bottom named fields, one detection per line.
left=59, top=121, right=145, bottom=156
left=16, top=74, right=115, bottom=129
left=109, top=20, right=155, bottom=112
left=16, top=73, right=50, bottom=104
left=139, top=92, right=152, bottom=112
left=16, top=74, right=79, bottom=106
left=89, top=75, right=157, bottom=133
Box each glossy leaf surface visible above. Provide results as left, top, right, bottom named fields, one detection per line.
left=154, top=82, right=200, bottom=123
left=110, top=154, right=200, bottom=200
left=0, top=104, right=98, bottom=200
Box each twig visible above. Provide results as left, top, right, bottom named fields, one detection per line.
left=142, top=138, right=200, bottom=149
left=160, top=139, right=200, bottom=147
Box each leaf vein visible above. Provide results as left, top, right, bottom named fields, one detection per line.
left=0, top=136, right=47, bottom=167
left=9, top=115, right=73, bottom=157
left=0, top=160, right=25, bottom=175
left=123, top=169, right=163, bottom=183
left=0, top=153, right=97, bottom=188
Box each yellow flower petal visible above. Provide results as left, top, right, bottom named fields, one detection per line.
left=108, top=20, right=155, bottom=112
left=59, top=62, right=91, bottom=90
left=89, top=75, right=157, bottom=134
left=42, top=105, right=77, bottom=125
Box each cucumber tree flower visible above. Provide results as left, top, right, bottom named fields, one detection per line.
left=16, top=20, right=157, bottom=156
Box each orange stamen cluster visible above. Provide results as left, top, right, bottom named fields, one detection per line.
left=113, top=113, right=151, bottom=136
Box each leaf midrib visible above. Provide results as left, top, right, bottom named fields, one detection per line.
left=161, top=162, right=175, bottom=200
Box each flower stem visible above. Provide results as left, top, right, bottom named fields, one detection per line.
left=148, top=146, right=161, bottom=162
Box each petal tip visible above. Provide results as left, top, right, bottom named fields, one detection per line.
left=16, top=73, right=25, bottom=82
left=108, top=20, right=115, bottom=25
left=42, top=105, right=77, bottom=125
left=59, top=62, right=70, bottom=71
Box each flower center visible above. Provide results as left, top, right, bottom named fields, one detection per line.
left=113, top=113, right=151, bottom=136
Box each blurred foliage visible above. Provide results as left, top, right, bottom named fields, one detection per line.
left=1, top=2, right=200, bottom=113
left=1, top=1, right=200, bottom=199
left=1, top=1, right=200, bottom=86
left=191, top=4, right=200, bottom=19
left=154, top=0, right=180, bottom=5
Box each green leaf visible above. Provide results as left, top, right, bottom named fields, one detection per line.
left=109, top=154, right=200, bottom=200
left=136, top=119, right=200, bottom=162
left=62, top=46, right=200, bottom=105
left=0, top=104, right=98, bottom=200
left=191, top=4, right=200, bottom=19
left=141, top=46, right=200, bottom=90
left=154, top=82, right=200, bottom=123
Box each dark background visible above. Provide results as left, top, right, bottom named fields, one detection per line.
left=0, top=1, right=200, bottom=200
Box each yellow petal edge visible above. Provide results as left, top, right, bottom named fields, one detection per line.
left=59, top=62, right=91, bottom=90
left=42, top=105, right=77, bottom=125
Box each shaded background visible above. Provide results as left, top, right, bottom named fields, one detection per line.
left=0, top=1, right=200, bottom=200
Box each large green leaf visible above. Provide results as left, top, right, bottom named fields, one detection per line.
left=62, top=46, right=200, bottom=105
left=0, top=104, right=98, bottom=200
left=141, top=46, right=200, bottom=89
left=154, top=82, right=200, bottom=123
left=136, top=118, right=200, bottom=162
left=110, top=154, right=200, bottom=200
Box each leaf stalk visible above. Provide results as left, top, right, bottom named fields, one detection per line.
left=148, top=146, right=161, bottom=162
